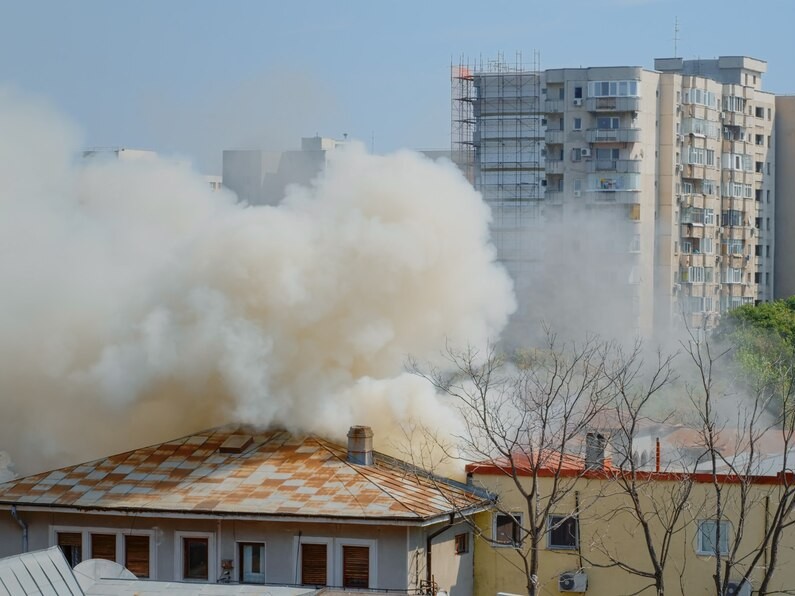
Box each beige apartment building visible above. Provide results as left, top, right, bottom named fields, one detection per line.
left=455, top=56, right=777, bottom=338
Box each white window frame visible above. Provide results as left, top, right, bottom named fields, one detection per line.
left=335, top=538, right=378, bottom=589
left=50, top=525, right=157, bottom=578
left=493, top=512, right=523, bottom=548
left=235, top=540, right=266, bottom=584
left=696, top=520, right=730, bottom=556
left=294, top=536, right=334, bottom=586
left=175, top=531, right=216, bottom=583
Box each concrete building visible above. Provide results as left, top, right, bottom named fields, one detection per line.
left=775, top=95, right=795, bottom=299
left=222, top=137, right=347, bottom=206
left=0, top=425, right=489, bottom=595
left=454, top=56, right=777, bottom=338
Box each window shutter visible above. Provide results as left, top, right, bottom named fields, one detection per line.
left=301, top=543, right=327, bottom=586
left=125, top=535, right=150, bottom=578
left=342, top=545, right=370, bottom=589
left=91, top=534, right=116, bottom=562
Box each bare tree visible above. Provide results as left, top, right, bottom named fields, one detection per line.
left=410, top=330, right=617, bottom=596
left=585, top=344, right=694, bottom=596
left=682, top=329, right=795, bottom=596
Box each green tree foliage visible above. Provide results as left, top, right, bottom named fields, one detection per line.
left=717, top=297, right=795, bottom=390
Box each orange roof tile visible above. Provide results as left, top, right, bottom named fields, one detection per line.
left=0, top=426, right=490, bottom=523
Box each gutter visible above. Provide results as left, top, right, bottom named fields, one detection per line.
left=426, top=513, right=455, bottom=589
left=11, top=505, right=28, bottom=552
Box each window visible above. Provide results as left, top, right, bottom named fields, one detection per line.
left=183, top=537, right=209, bottom=581
left=125, top=535, right=150, bottom=579
left=548, top=515, right=579, bottom=550
left=342, top=545, right=370, bottom=589
left=238, top=542, right=265, bottom=584
left=53, top=527, right=152, bottom=577
left=597, top=116, right=620, bottom=129
left=629, top=204, right=641, bottom=221
left=573, top=117, right=582, bottom=131
left=697, top=520, right=729, bottom=556
left=494, top=513, right=522, bottom=546
left=301, top=543, right=328, bottom=586
left=574, top=86, right=583, bottom=99
left=454, top=533, right=469, bottom=554
left=588, top=80, right=639, bottom=97
left=57, top=533, right=82, bottom=567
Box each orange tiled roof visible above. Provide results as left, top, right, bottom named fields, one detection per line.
left=466, top=449, right=614, bottom=476
left=0, top=426, right=490, bottom=523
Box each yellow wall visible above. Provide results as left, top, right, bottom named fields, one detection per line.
left=472, top=473, right=795, bottom=595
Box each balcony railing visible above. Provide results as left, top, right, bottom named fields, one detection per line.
left=586, top=159, right=642, bottom=173
left=585, top=128, right=641, bottom=143
left=586, top=97, right=641, bottom=112
left=545, top=129, right=565, bottom=144
left=588, top=190, right=641, bottom=204
left=544, top=99, right=564, bottom=113
left=546, top=160, right=564, bottom=174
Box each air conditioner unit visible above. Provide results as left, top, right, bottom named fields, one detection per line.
left=559, top=571, right=588, bottom=593
left=675, top=164, right=683, bottom=173
left=580, top=148, right=591, bottom=158
left=573, top=98, right=583, bottom=107
left=716, top=255, right=723, bottom=263
left=726, top=579, right=752, bottom=596
left=574, top=190, right=582, bottom=197
left=676, top=133, right=683, bottom=143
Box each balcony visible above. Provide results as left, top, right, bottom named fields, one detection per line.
left=586, top=96, right=641, bottom=112
left=546, top=159, right=564, bottom=174
left=544, top=99, right=564, bottom=113
left=680, top=223, right=706, bottom=239
left=723, top=112, right=748, bottom=127
left=587, top=159, right=642, bottom=173
left=585, top=128, right=641, bottom=143
left=545, top=129, right=565, bottom=144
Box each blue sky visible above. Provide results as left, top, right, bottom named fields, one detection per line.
left=2, top=0, right=793, bottom=173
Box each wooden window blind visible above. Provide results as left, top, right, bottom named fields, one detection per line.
left=342, top=545, right=369, bottom=589
left=301, top=543, right=327, bottom=586
left=183, top=537, right=209, bottom=580
left=125, top=535, right=150, bottom=578
left=90, top=534, right=116, bottom=562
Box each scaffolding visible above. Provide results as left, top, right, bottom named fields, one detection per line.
left=452, top=52, right=544, bottom=207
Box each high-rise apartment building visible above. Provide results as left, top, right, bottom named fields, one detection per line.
left=454, top=56, right=776, bottom=338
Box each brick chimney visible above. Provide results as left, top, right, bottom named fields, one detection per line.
left=347, top=426, right=374, bottom=465
left=585, top=432, right=606, bottom=470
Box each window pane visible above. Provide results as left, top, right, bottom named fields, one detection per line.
left=91, top=534, right=116, bottom=562
left=183, top=538, right=209, bottom=580
left=125, top=535, right=150, bottom=578
left=549, top=516, right=579, bottom=549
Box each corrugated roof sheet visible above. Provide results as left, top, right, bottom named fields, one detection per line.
left=0, top=426, right=488, bottom=522
left=0, top=546, right=84, bottom=595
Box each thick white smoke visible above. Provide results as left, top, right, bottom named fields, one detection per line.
left=0, top=88, right=515, bottom=474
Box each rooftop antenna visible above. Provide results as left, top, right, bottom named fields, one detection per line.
left=673, top=16, right=679, bottom=58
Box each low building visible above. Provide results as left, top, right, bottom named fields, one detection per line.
left=0, top=425, right=489, bottom=595
left=466, top=439, right=795, bottom=595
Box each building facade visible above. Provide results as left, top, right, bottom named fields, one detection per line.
left=774, top=95, right=795, bottom=299
left=454, top=56, right=778, bottom=338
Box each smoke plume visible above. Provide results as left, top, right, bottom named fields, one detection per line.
left=0, top=88, right=515, bottom=474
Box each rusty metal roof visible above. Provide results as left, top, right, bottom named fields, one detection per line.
left=0, top=426, right=489, bottom=523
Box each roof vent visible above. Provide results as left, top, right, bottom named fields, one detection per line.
left=219, top=435, right=253, bottom=454
left=347, top=426, right=374, bottom=466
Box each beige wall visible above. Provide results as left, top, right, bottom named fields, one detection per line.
left=775, top=96, right=795, bottom=298
left=470, top=473, right=795, bottom=595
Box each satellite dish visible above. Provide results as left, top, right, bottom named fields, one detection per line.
left=74, top=558, right=137, bottom=590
